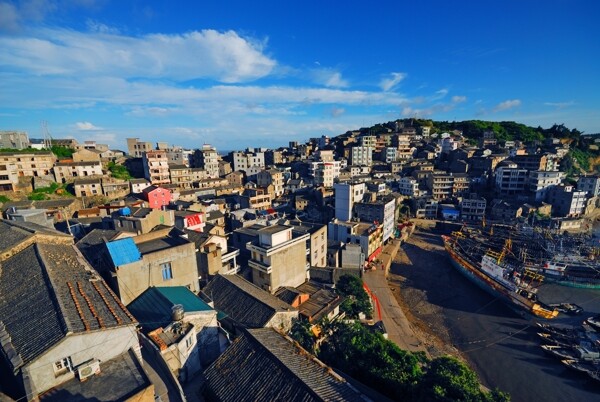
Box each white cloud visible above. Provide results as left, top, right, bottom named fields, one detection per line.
left=451, top=95, right=467, bottom=103
left=493, top=99, right=521, bottom=112
left=74, top=121, right=103, bottom=130
left=0, top=28, right=276, bottom=83
left=379, top=72, right=407, bottom=92
left=311, top=69, right=348, bottom=88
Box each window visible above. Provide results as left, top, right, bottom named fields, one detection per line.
left=185, top=336, right=193, bottom=350
left=54, top=356, right=73, bottom=374
left=161, top=262, right=173, bottom=280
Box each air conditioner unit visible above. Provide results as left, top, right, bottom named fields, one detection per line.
left=77, top=359, right=100, bottom=381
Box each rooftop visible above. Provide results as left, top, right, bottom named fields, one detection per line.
left=203, top=328, right=367, bottom=402
left=40, top=349, right=151, bottom=401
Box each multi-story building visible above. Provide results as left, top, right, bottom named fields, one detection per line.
left=495, top=162, right=529, bottom=195
left=53, top=160, right=103, bottom=182
left=397, top=177, right=421, bottom=197
left=334, top=182, right=366, bottom=221
left=439, top=137, right=458, bottom=154
left=0, top=160, right=19, bottom=191
left=232, top=150, right=265, bottom=173
left=126, top=137, right=154, bottom=158
left=512, top=154, right=549, bottom=171
left=452, top=173, right=471, bottom=198
left=359, top=135, right=376, bottom=148
left=427, top=172, right=454, bottom=200
left=288, top=221, right=328, bottom=268
left=168, top=164, right=194, bottom=188
left=328, top=220, right=383, bottom=262
left=547, top=185, right=588, bottom=217
left=350, top=146, right=373, bottom=166
left=243, top=187, right=272, bottom=210
left=141, top=185, right=172, bottom=209
left=0, top=151, right=55, bottom=179
left=311, top=161, right=341, bottom=188
left=113, top=206, right=175, bottom=234
left=460, top=196, right=486, bottom=222
left=264, top=149, right=283, bottom=166
left=73, top=178, right=102, bottom=197
left=578, top=175, right=600, bottom=197
left=142, top=150, right=170, bottom=185
left=353, top=194, right=396, bottom=242
left=103, top=227, right=200, bottom=305
left=0, top=130, right=30, bottom=149
left=247, top=225, right=309, bottom=293
left=529, top=170, right=565, bottom=201
left=256, top=169, right=284, bottom=198
left=192, top=144, right=219, bottom=178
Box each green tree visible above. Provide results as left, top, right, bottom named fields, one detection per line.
left=50, top=145, right=74, bottom=158
left=336, top=275, right=373, bottom=319
left=289, top=320, right=316, bottom=353
left=107, top=161, right=132, bottom=180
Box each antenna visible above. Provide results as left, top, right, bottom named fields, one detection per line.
left=41, top=121, right=53, bottom=149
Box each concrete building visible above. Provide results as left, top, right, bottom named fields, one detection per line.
left=460, top=196, right=487, bottom=222
left=529, top=170, right=565, bottom=201
left=142, top=150, right=170, bottom=185
left=247, top=225, right=309, bottom=293
left=288, top=221, right=328, bottom=268
left=168, top=164, right=194, bottom=188
left=72, top=148, right=102, bottom=162
left=141, top=185, right=172, bottom=209
left=0, top=221, right=141, bottom=401
left=495, top=162, right=529, bottom=195
left=126, top=138, right=153, bottom=158
left=0, top=151, right=55, bottom=179
left=0, top=130, right=30, bottom=149
left=192, top=144, right=219, bottom=178
left=113, top=206, right=175, bottom=234
left=103, top=228, right=200, bottom=305
left=232, top=150, right=265, bottom=173
left=256, top=169, right=284, bottom=198
left=53, top=160, right=103, bottom=182
left=353, top=194, right=396, bottom=242
left=427, top=172, right=454, bottom=200
left=350, top=146, right=373, bottom=166
left=397, top=177, right=421, bottom=197
left=547, top=185, right=588, bottom=217
left=129, top=178, right=150, bottom=194
left=328, top=219, right=383, bottom=263
left=512, top=154, right=549, bottom=171
left=334, top=182, right=366, bottom=221
left=73, top=178, right=102, bottom=197
left=578, top=175, right=600, bottom=197
left=0, top=159, right=19, bottom=191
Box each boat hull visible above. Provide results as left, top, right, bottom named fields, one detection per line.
left=443, top=236, right=558, bottom=319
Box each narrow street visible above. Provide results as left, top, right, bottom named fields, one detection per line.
left=362, top=246, right=427, bottom=354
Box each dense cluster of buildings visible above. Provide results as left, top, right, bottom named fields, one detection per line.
left=1, top=121, right=599, bottom=400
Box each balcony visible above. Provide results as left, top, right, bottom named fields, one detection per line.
left=248, top=259, right=272, bottom=273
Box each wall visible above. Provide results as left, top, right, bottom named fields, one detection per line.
left=117, top=242, right=199, bottom=305
left=22, top=325, right=139, bottom=399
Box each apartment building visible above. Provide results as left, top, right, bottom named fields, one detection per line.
left=0, top=130, right=29, bottom=149
left=512, top=154, right=549, bottom=171
left=353, top=194, right=396, bottom=242
left=578, top=175, right=600, bottom=197
left=529, top=170, right=565, bottom=201
left=495, top=162, right=529, bottom=195
left=143, top=149, right=170, bottom=185
left=350, top=146, right=373, bottom=166
left=0, top=151, right=55, bottom=179
left=397, top=177, right=421, bottom=197
left=547, top=185, right=588, bottom=217
left=169, top=164, right=194, bottom=189
left=334, top=182, right=366, bottom=221
left=192, top=144, right=219, bottom=178
left=460, top=196, right=487, bottom=222
left=288, top=221, right=328, bottom=268
left=328, top=220, right=383, bottom=262
left=247, top=225, right=310, bottom=293
left=126, top=137, right=154, bottom=158
left=53, top=160, right=103, bottom=182
left=232, top=150, right=265, bottom=173
left=256, top=169, right=284, bottom=198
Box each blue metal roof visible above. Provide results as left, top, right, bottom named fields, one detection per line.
left=106, top=238, right=141, bottom=267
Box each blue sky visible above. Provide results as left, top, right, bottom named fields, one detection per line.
left=0, top=1, right=598, bottom=151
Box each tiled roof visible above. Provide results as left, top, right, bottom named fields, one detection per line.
left=202, top=275, right=296, bottom=328
left=274, top=287, right=301, bottom=305
left=0, top=243, right=136, bottom=371
left=127, top=286, right=213, bottom=333
left=0, top=220, right=70, bottom=254
left=203, top=328, right=367, bottom=402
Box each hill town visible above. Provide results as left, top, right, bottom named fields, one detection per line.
left=1, top=118, right=599, bottom=401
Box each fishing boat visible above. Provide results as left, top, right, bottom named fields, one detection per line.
left=541, top=342, right=600, bottom=361
left=548, top=303, right=583, bottom=315
left=586, top=315, right=600, bottom=331
left=443, top=233, right=559, bottom=319
left=561, top=359, right=600, bottom=374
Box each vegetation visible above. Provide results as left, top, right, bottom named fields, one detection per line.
left=107, top=161, right=132, bottom=180
left=27, top=182, right=73, bottom=200
left=0, top=194, right=10, bottom=203
left=335, top=275, right=373, bottom=319
left=50, top=145, right=74, bottom=158
left=307, top=321, right=509, bottom=402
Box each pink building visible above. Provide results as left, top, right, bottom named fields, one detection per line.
left=142, top=185, right=172, bottom=209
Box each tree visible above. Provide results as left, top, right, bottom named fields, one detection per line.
left=289, top=319, right=316, bottom=353
left=336, top=275, right=373, bottom=318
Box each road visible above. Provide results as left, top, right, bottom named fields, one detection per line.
left=363, top=258, right=426, bottom=354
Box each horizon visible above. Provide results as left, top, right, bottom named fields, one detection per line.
left=1, top=1, right=598, bottom=151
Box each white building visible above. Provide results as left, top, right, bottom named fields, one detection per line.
left=334, top=182, right=366, bottom=221
left=397, top=177, right=421, bottom=197
left=529, top=170, right=565, bottom=201
left=578, top=175, right=600, bottom=197
left=350, top=146, right=373, bottom=166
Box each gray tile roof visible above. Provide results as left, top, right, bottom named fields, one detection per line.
left=202, top=275, right=296, bottom=328
left=203, top=328, right=367, bottom=402
left=0, top=220, right=71, bottom=254
left=0, top=242, right=136, bottom=371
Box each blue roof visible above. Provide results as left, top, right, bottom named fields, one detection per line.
left=126, top=286, right=214, bottom=333
left=106, top=238, right=141, bottom=266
